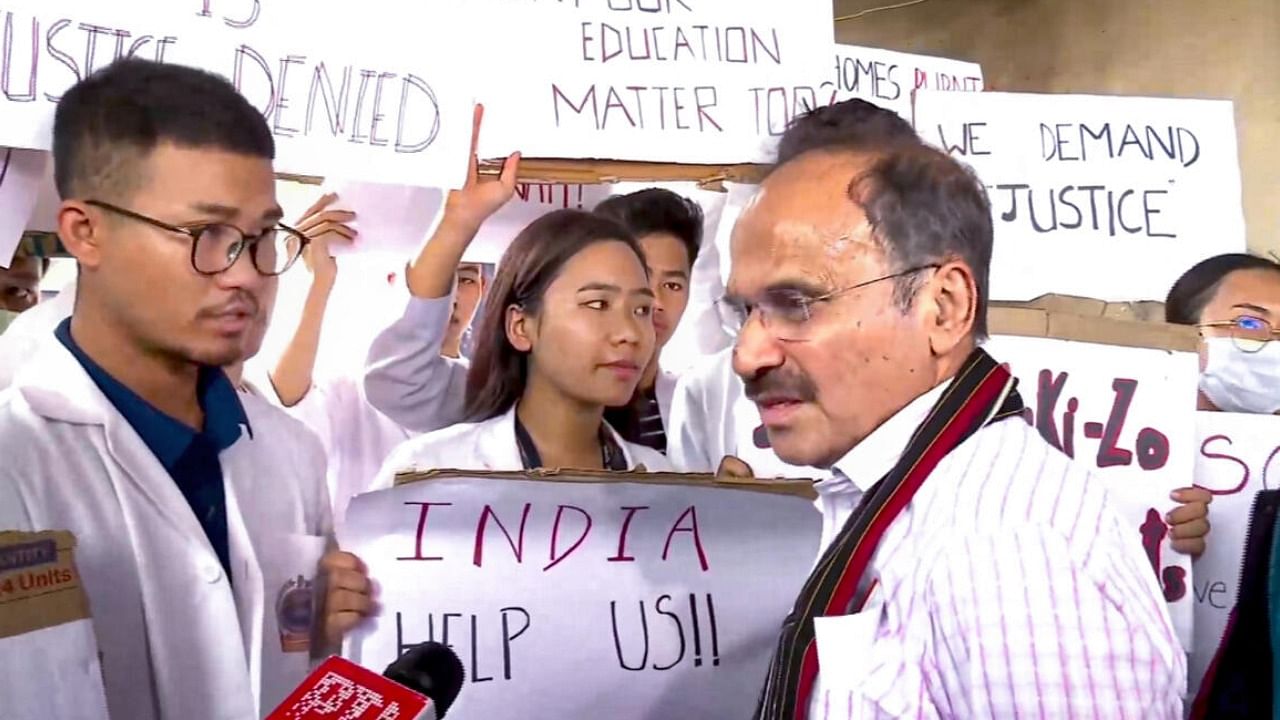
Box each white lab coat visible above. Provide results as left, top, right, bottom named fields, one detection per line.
left=285, top=375, right=414, bottom=530
left=373, top=405, right=672, bottom=488
left=0, top=339, right=333, bottom=720
left=364, top=294, right=470, bottom=434
left=0, top=281, right=75, bottom=391
left=667, top=347, right=814, bottom=479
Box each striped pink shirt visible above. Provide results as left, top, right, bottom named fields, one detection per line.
left=808, top=384, right=1186, bottom=719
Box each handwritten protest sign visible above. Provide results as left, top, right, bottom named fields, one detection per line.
left=476, top=0, right=832, bottom=164
left=0, top=148, right=48, bottom=267
left=810, top=44, right=982, bottom=121
left=915, top=91, right=1246, bottom=302
left=985, top=334, right=1201, bottom=647
left=0, top=0, right=472, bottom=188
left=1187, top=412, right=1280, bottom=696
left=466, top=183, right=615, bottom=264
left=341, top=474, right=821, bottom=720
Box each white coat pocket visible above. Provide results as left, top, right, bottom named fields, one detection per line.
left=258, top=533, right=328, bottom=714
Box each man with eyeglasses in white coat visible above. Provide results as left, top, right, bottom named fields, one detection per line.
left=0, top=59, right=336, bottom=719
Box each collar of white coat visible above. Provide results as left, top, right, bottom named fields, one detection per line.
left=12, top=336, right=118, bottom=425
left=478, top=405, right=663, bottom=471
left=817, top=381, right=949, bottom=497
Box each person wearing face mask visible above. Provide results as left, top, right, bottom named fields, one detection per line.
left=1168, top=253, right=1280, bottom=717
left=319, top=209, right=671, bottom=644
left=1166, top=253, right=1280, bottom=414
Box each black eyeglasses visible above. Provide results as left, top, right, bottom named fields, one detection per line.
left=85, top=200, right=310, bottom=277
left=718, top=264, right=941, bottom=342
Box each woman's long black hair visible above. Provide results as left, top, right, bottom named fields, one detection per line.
left=463, top=209, right=646, bottom=422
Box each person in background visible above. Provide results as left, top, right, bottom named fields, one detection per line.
left=0, top=59, right=333, bottom=718
left=737, top=140, right=1183, bottom=717
left=0, top=250, right=45, bottom=317
left=267, top=193, right=417, bottom=528
left=363, top=104, right=519, bottom=433
left=1167, top=253, right=1280, bottom=414
left=593, top=188, right=703, bottom=453
left=324, top=210, right=671, bottom=643
left=380, top=208, right=669, bottom=476
left=444, top=261, right=486, bottom=359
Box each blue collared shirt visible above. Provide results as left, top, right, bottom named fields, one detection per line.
left=55, top=318, right=250, bottom=580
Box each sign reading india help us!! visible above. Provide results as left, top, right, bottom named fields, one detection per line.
left=340, top=474, right=821, bottom=720
left=915, top=91, right=1246, bottom=302
left=987, top=335, right=1200, bottom=648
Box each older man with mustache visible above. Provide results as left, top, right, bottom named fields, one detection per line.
left=727, top=140, right=1185, bottom=718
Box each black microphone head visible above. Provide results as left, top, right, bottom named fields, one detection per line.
left=383, top=641, right=465, bottom=717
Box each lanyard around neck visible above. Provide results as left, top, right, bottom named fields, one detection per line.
left=513, top=414, right=628, bottom=472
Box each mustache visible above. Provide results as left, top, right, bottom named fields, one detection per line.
left=198, top=291, right=260, bottom=318
left=744, top=368, right=818, bottom=403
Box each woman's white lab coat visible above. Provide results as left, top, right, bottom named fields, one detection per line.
left=373, top=405, right=672, bottom=488
left=0, top=339, right=333, bottom=720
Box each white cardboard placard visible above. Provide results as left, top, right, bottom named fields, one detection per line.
left=0, top=148, right=48, bottom=267
left=1187, top=412, right=1280, bottom=697
left=819, top=44, right=983, bottom=122
left=476, top=0, right=834, bottom=164
left=915, top=91, right=1246, bottom=302
left=341, top=476, right=821, bottom=720
left=0, top=0, right=472, bottom=188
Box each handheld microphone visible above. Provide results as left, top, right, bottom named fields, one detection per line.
left=267, top=642, right=465, bottom=720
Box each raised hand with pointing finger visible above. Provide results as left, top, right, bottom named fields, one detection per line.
left=443, top=103, right=522, bottom=232
left=406, top=104, right=521, bottom=300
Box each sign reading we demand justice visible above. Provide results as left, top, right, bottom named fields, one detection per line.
left=0, top=0, right=474, bottom=187
left=477, top=0, right=832, bottom=164
left=340, top=475, right=821, bottom=720
left=915, top=91, right=1247, bottom=302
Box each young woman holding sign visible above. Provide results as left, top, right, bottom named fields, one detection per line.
left=373, top=209, right=671, bottom=478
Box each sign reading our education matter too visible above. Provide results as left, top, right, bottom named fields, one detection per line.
left=476, top=0, right=833, bottom=164
left=1187, top=412, right=1280, bottom=697
left=340, top=474, right=821, bottom=720
left=0, top=0, right=473, bottom=188
left=915, top=91, right=1247, bottom=302
left=985, top=335, right=1201, bottom=648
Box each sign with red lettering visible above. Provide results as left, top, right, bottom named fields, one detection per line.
left=1186, top=412, right=1280, bottom=697
left=475, top=0, right=833, bottom=163
left=816, top=44, right=982, bottom=122
left=986, top=335, right=1200, bottom=648
left=915, top=91, right=1246, bottom=301
left=340, top=475, right=821, bottom=720
left=267, top=656, right=433, bottom=720
left=0, top=0, right=473, bottom=188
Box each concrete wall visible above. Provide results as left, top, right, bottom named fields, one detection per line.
left=834, top=0, right=1279, bottom=256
